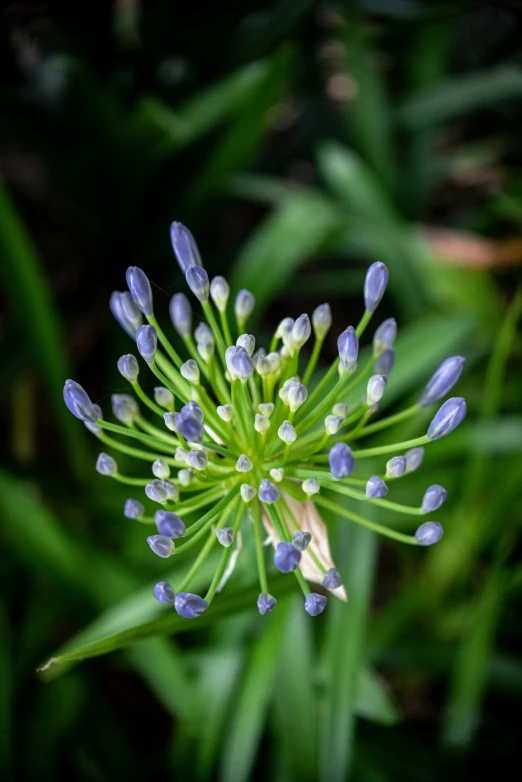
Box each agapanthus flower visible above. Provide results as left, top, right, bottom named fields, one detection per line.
left=63, top=225, right=467, bottom=619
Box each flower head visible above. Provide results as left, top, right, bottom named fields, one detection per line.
left=65, top=223, right=466, bottom=619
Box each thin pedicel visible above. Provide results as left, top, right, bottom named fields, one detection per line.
left=63, top=222, right=467, bottom=619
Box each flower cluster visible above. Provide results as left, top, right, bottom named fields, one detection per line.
left=64, top=222, right=466, bottom=619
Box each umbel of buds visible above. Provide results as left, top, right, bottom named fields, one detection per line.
left=64, top=225, right=466, bottom=620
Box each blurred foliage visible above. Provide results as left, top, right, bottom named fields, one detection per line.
left=1, top=1, right=522, bottom=780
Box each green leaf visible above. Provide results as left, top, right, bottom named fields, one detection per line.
left=0, top=182, right=87, bottom=476
left=0, top=606, right=13, bottom=781
left=397, top=66, right=522, bottom=129
left=354, top=666, right=400, bottom=726
left=220, top=600, right=290, bottom=782
left=230, top=192, right=344, bottom=312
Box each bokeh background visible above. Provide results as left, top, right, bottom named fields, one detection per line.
left=1, top=1, right=522, bottom=780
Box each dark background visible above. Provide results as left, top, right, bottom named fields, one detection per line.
left=1, top=1, right=522, bottom=780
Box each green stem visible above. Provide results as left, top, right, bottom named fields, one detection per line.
left=314, top=495, right=417, bottom=545
left=97, top=419, right=176, bottom=453
left=302, top=338, right=323, bottom=385
left=98, top=432, right=179, bottom=465
left=205, top=500, right=244, bottom=603
left=251, top=497, right=268, bottom=594
left=352, top=435, right=429, bottom=459
left=324, top=480, right=423, bottom=515
left=132, top=381, right=165, bottom=416
left=148, top=314, right=183, bottom=369
left=112, top=473, right=149, bottom=486
left=350, top=404, right=419, bottom=439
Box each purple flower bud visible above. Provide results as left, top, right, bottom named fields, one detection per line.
left=235, top=289, right=255, bottom=324
left=366, top=374, right=387, bottom=405
left=181, top=360, right=200, bottom=384
left=186, top=265, right=209, bottom=303
left=155, top=510, right=186, bottom=538
left=182, top=401, right=204, bottom=423
left=84, top=403, right=103, bottom=436
left=110, top=291, right=143, bottom=337
left=364, top=262, right=389, bottom=312
left=96, top=452, right=117, bottom=476
left=237, top=333, right=255, bottom=356
left=111, top=394, right=139, bottom=426
left=329, top=442, right=355, bottom=479
left=152, top=459, right=170, bottom=480
left=236, top=454, right=253, bottom=472
left=210, top=276, right=230, bottom=311
left=427, top=397, right=466, bottom=440
left=374, top=348, right=395, bottom=378
left=169, top=293, right=192, bottom=338
left=386, top=456, right=406, bottom=478
left=418, top=357, right=465, bottom=408
left=136, top=324, right=157, bottom=364
left=373, top=318, right=397, bottom=357
left=274, top=542, right=301, bottom=573
left=366, top=476, right=388, bottom=499
left=124, top=499, right=144, bottom=519
left=217, top=527, right=235, bottom=547
left=305, top=593, right=328, bottom=616
left=175, top=412, right=204, bottom=444
left=117, top=354, right=139, bottom=383
left=153, top=580, right=175, bottom=603
left=194, top=322, right=213, bottom=344
left=338, top=326, right=359, bottom=371
left=292, top=531, right=312, bottom=551
left=312, top=303, right=332, bottom=340
left=405, top=447, right=424, bottom=473
left=146, top=535, right=175, bottom=558
left=162, top=480, right=179, bottom=501
left=63, top=379, right=98, bottom=423
left=257, top=593, right=277, bottom=615
left=145, top=480, right=169, bottom=504
left=187, top=449, right=208, bottom=471
left=259, top=479, right=280, bottom=503
left=126, top=266, right=153, bottom=316
left=174, top=592, right=208, bottom=618
left=421, top=485, right=447, bottom=513
left=323, top=568, right=342, bottom=589
left=292, top=314, right=311, bottom=349
left=155, top=386, right=174, bottom=410
left=231, top=347, right=254, bottom=381
left=415, top=521, right=443, bottom=546
left=170, top=222, right=203, bottom=272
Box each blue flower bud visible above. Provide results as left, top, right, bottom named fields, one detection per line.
left=146, top=534, right=175, bottom=558
left=364, top=262, right=389, bottom=312
left=124, top=498, right=144, bottom=519
left=178, top=468, right=195, bottom=486
left=237, top=333, right=255, bottom=356
left=194, top=322, right=213, bottom=344
left=154, top=386, right=174, bottom=410
left=421, top=484, right=447, bottom=513
left=255, top=414, right=270, bottom=433
left=373, top=318, right=397, bottom=357
left=110, top=291, right=143, bottom=337
left=240, top=484, right=256, bottom=502
left=181, top=360, right=200, bottom=384
left=374, top=349, right=395, bottom=378
left=84, top=403, right=103, bottom=436
left=175, top=412, right=204, bottom=444
left=366, top=476, right=388, bottom=499
left=292, top=314, right=311, bottom=349
left=415, top=521, right=443, bottom=546
left=258, top=479, right=280, bottom=504
left=174, top=592, right=209, bottom=618
left=96, top=452, right=117, bottom=476
left=235, top=289, right=255, bottom=324
left=164, top=412, right=177, bottom=432
left=225, top=346, right=240, bottom=379
left=257, top=593, right=277, bottom=615
left=155, top=510, right=186, bottom=538
left=274, top=542, right=301, bottom=573
left=210, top=276, right=230, bottom=311
left=323, top=568, right=342, bottom=589
left=287, top=383, right=308, bottom=412
left=162, top=481, right=179, bottom=501
left=152, top=459, right=170, bottom=480
left=332, top=403, right=348, bottom=419
left=312, top=303, right=332, bottom=340
left=427, top=397, right=466, bottom=440
left=112, top=394, right=139, bottom=426
left=187, top=449, right=208, bottom=471
left=329, top=442, right=355, bottom=479
left=153, top=580, right=175, bottom=603
left=305, top=593, right=328, bottom=616
left=366, top=374, right=387, bottom=405
left=405, top=447, right=424, bottom=473
left=198, top=340, right=214, bottom=362
left=386, top=456, right=406, bottom=478
left=259, top=402, right=274, bottom=418
left=269, top=468, right=284, bottom=483
left=302, top=478, right=320, bottom=496
left=255, top=355, right=272, bottom=377
left=169, top=293, right=192, bottom=338
left=418, top=357, right=465, bottom=408
left=126, top=266, right=153, bottom=316
left=231, top=347, right=254, bottom=381
left=278, top=420, right=297, bottom=445
left=217, top=404, right=234, bottom=422
left=117, top=354, right=139, bottom=383
left=63, top=379, right=98, bottom=423
left=170, top=222, right=203, bottom=272
left=292, top=531, right=312, bottom=551
left=186, top=265, right=209, bottom=303
left=217, top=528, right=235, bottom=547
left=236, top=454, right=253, bottom=472
left=182, top=401, right=204, bottom=422
left=338, top=326, right=359, bottom=371
left=145, top=480, right=170, bottom=504
left=136, top=324, right=157, bottom=364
